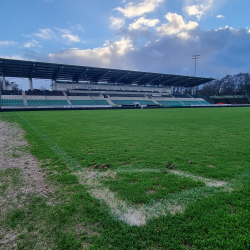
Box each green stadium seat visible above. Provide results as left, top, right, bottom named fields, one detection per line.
left=92, top=100, right=109, bottom=105
left=27, top=99, right=69, bottom=106
left=46, top=100, right=69, bottom=105
left=182, top=101, right=201, bottom=106
left=1, top=99, right=24, bottom=106
left=157, top=100, right=183, bottom=106
left=200, top=101, right=211, bottom=105
left=27, top=100, right=48, bottom=106
left=70, top=100, right=98, bottom=105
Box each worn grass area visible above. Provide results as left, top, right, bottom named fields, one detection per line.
left=103, top=171, right=206, bottom=204
left=1, top=108, right=250, bottom=249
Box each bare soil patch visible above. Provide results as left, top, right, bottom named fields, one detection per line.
left=0, top=120, right=55, bottom=249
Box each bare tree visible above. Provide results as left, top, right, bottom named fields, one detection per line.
left=40, top=86, right=47, bottom=91
left=199, top=73, right=250, bottom=97
left=0, top=78, right=19, bottom=90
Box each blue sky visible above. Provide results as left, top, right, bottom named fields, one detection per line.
left=1, top=0, right=250, bottom=90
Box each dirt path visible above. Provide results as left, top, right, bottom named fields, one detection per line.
left=0, top=119, right=54, bottom=249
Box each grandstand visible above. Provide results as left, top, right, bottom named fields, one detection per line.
left=0, top=58, right=215, bottom=110
left=0, top=89, right=213, bottom=109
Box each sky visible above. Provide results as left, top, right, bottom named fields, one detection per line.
left=1, top=0, right=250, bottom=90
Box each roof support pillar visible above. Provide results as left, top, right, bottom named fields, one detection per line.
left=181, top=87, right=184, bottom=94
left=29, top=78, right=33, bottom=91
left=1, top=61, right=6, bottom=90
left=52, top=80, right=57, bottom=90
left=2, top=75, right=6, bottom=91
left=192, top=87, right=197, bottom=95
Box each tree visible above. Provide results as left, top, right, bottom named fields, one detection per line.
left=40, top=86, right=47, bottom=91
left=0, top=78, right=19, bottom=90
left=199, top=73, right=250, bottom=97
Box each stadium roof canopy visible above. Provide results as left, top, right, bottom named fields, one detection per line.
left=0, top=58, right=214, bottom=87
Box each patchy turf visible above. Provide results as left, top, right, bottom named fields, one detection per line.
left=1, top=108, right=250, bottom=249
left=102, top=170, right=206, bottom=204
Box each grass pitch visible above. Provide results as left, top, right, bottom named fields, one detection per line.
left=1, top=108, right=250, bottom=249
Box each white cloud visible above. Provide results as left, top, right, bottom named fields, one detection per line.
left=0, top=55, right=23, bottom=60
left=49, top=37, right=134, bottom=68
left=129, top=17, right=159, bottom=30
left=185, top=0, right=217, bottom=19
left=217, top=15, right=225, bottom=19
left=0, top=41, right=17, bottom=45
left=110, top=17, right=125, bottom=29
left=115, top=0, right=164, bottom=18
left=61, top=34, right=80, bottom=42
left=34, top=27, right=82, bottom=43
left=46, top=26, right=250, bottom=80
left=157, top=13, right=198, bottom=36
left=24, top=39, right=41, bottom=48
left=35, top=28, right=56, bottom=39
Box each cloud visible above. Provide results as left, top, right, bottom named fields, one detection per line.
left=24, top=39, right=41, bottom=48
left=34, top=27, right=82, bottom=43
left=56, top=28, right=81, bottom=43
left=40, top=25, right=250, bottom=80
left=157, top=13, right=198, bottom=36
left=48, top=37, right=134, bottom=68
left=35, top=28, right=56, bottom=39
left=0, top=55, right=23, bottom=60
left=217, top=15, right=225, bottom=19
left=129, top=17, right=159, bottom=30
left=115, top=0, right=164, bottom=18
left=110, top=17, right=125, bottom=30
left=185, top=0, right=219, bottom=19
left=61, top=34, right=80, bottom=42
left=0, top=41, right=17, bottom=45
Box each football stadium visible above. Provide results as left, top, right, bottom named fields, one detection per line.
left=0, top=58, right=216, bottom=110
left=1, top=56, right=250, bottom=249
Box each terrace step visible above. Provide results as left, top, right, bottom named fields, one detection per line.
left=22, top=91, right=28, bottom=106
left=63, top=91, right=72, bottom=105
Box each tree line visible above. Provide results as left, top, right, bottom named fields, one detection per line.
left=172, top=73, right=250, bottom=97
left=198, top=73, right=250, bottom=97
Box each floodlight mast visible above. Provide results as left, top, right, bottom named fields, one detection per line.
left=0, top=79, right=1, bottom=109
left=192, top=55, right=200, bottom=77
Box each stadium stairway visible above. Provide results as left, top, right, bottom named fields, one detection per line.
left=171, top=95, right=185, bottom=105
left=187, top=94, right=213, bottom=105
left=151, top=99, right=159, bottom=104
left=22, top=91, right=28, bottom=106
left=105, top=98, right=115, bottom=106
left=63, top=91, right=72, bottom=105
left=89, top=95, right=110, bottom=105
left=154, top=96, right=183, bottom=107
